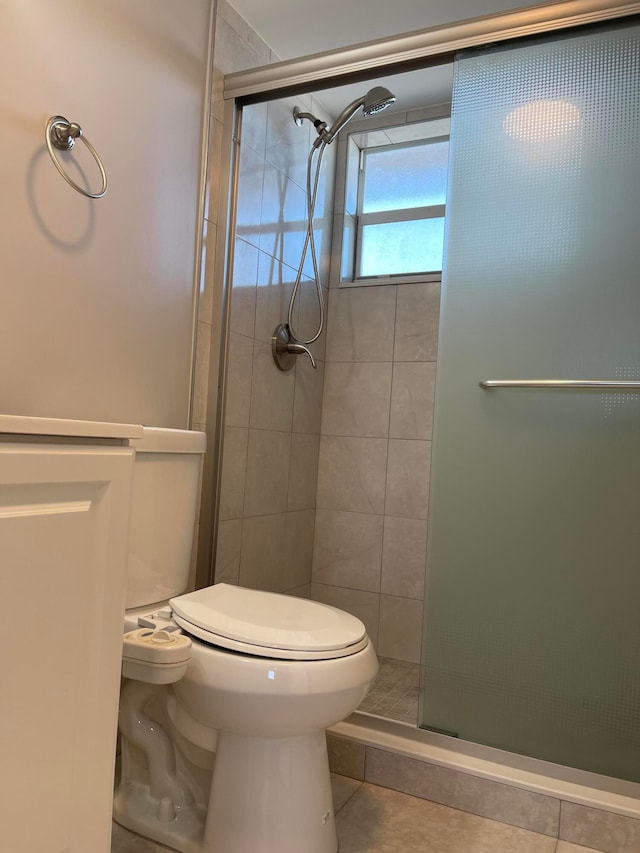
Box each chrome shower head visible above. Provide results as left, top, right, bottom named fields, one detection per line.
left=302, top=85, right=397, bottom=147
left=362, top=86, right=397, bottom=117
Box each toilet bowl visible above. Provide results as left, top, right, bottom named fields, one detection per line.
left=117, top=584, right=377, bottom=853
left=113, top=427, right=378, bottom=853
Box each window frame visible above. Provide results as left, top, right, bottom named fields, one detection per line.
left=329, top=106, right=451, bottom=289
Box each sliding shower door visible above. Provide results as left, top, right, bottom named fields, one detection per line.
left=421, top=20, right=640, bottom=782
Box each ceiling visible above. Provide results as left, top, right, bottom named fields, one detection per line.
left=227, top=0, right=555, bottom=61
left=226, top=0, right=559, bottom=115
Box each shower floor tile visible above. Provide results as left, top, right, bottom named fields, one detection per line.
left=358, top=655, right=421, bottom=723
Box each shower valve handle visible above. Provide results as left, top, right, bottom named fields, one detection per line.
left=286, top=341, right=317, bottom=369
left=272, top=323, right=317, bottom=371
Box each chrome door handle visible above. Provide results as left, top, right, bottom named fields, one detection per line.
left=479, top=380, right=640, bottom=390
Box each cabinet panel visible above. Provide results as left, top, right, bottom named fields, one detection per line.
left=0, top=445, right=134, bottom=852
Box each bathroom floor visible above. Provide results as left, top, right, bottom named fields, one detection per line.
left=111, top=775, right=603, bottom=852
left=358, top=656, right=420, bottom=723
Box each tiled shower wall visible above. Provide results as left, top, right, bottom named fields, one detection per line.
left=310, top=282, right=440, bottom=663
left=211, top=21, right=336, bottom=593
left=205, top=1, right=440, bottom=666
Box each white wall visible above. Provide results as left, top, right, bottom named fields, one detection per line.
left=0, top=0, right=211, bottom=427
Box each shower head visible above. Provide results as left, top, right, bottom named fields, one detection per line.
left=309, top=85, right=397, bottom=147
left=362, top=86, right=397, bottom=117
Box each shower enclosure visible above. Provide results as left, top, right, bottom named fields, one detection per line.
left=421, top=19, right=640, bottom=783
left=214, top=0, right=640, bottom=791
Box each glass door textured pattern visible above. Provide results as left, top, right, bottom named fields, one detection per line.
left=421, top=21, right=640, bottom=782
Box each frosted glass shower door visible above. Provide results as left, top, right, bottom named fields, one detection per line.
left=421, top=21, right=640, bottom=782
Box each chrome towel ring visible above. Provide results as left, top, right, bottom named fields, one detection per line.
left=45, top=115, right=108, bottom=199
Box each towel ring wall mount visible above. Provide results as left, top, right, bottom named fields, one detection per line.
left=45, top=115, right=108, bottom=199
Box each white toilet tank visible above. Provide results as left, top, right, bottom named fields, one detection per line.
left=126, top=427, right=206, bottom=609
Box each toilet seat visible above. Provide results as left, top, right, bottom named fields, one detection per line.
left=169, top=583, right=368, bottom=661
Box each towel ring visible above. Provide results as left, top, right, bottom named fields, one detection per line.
left=45, top=115, right=108, bottom=199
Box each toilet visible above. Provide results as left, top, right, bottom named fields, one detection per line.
left=114, top=427, right=378, bottom=853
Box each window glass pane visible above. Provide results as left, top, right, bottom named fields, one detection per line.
left=362, top=140, right=449, bottom=214
left=359, top=218, right=445, bottom=277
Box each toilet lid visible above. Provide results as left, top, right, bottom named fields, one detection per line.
left=169, top=584, right=368, bottom=660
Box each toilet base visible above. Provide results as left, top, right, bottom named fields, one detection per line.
left=203, top=730, right=338, bottom=853
left=113, top=781, right=206, bottom=853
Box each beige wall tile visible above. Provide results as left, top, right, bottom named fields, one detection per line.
left=215, top=0, right=271, bottom=66
left=389, top=361, right=436, bottom=440
left=265, top=95, right=312, bottom=191
left=385, top=439, right=431, bottom=519
left=364, top=749, right=560, bottom=838
left=188, top=523, right=200, bottom=592
left=316, top=436, right=387, bottom=515
left=381, top=516, right=428, bottom=600
left=236, top=138, right=265, bottom=247
left=241, top=100, right=268, bottom=158
left=243, top=429, right=291, bottom=517
left=293, top=359, right=324, bottom=434
left=235, top=142, right=266, bottom=250
left=312, top=104, right=338, bottom=212
left=259, top=164, right=308, bottom=272
left=218, top=427, right=248, bottom=521
left=556, top=844, right=605, bottom=853
left=295, top=280, right=328, bottom=361
left=378, top=595, right=423, bottom=663
left=285, top=583, right=311, bottom=598
left=394, top=282, right=440, bottom=362
left=288, top=433, right=320, bottom=511
left=327, top=734, right=366, bottom=780
left=208, top=1, right=341, bottom=605
left=311, top=583, right=380, bottom=647
left=560, top=802, right=640, bottom=853
left=326, top=285, right=396, bottom=362
left=239, top=513, right=288, bottom=591
left=254, top=251, right=297, bottom=344
left=322, top=362, right=392, bottom=438
left=214, top=519, right=242, bottom=585
left=249, top=340, right=295, bottom=431
left=229, top=237, right=259, bottom=337
left=225, top=332, right=253, bottom=428
left=312, top=509, right=383, bottom=592
left=283, top=509, right=316, bottom=590
left=212, top=13, right=269, bottom=97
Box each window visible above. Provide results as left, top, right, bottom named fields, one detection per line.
left=335, top=114, right=450, bottom=287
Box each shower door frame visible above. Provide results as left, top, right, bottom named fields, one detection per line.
left=223, top=1, right=640, bottom=101
left=205, top=0, right=640, bottom=811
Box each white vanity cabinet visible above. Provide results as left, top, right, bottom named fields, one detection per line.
left=0, top=416, right=142, bottom=853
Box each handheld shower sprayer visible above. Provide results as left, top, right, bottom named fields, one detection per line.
left=272, top=86, right=397, bottom=372
left=293, top=86, right=397, bottom=148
